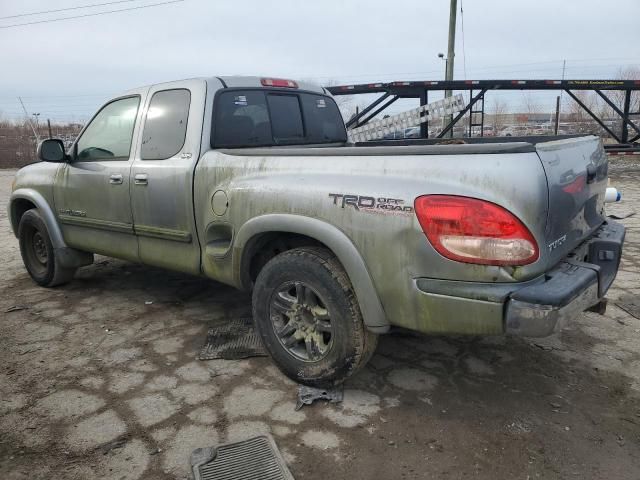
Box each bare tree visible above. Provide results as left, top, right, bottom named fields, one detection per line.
left=489, top=98, right=508, bottom=133
left=612, top=67, right=640, bottom=112
left=567, top=90, right=597, bottom=123
left=318, top=79, right=361, bottom=122
left=0, top=120, right=83, bottom=168
left=605, top=67, right=640, bottom=138
left=521, top=92, right=541, bottom=116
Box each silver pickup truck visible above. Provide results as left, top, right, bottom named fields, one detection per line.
left=9, top=76, right=625, bottom=386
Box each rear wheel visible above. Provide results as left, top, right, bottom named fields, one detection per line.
left=18, top=209, right=76, bottom=287
left=252, top=247, right=377, bottom=387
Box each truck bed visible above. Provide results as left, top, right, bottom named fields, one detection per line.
left=358, top=134, right=585, bottom=147
left=218, top=135, right=585, bottom=157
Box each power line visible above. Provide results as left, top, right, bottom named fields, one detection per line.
left=301, top=57, right=640, bottom=81
left=1, top=61, right=629, bottom=105
left=0, top=93, right=115, bottom=99
left=0, top=57, right=635, bottom=99
left=0, top=0, right=184, bottom=29
left=0, top=0, right=142, bottom=20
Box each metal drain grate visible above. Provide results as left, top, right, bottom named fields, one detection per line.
left=199, top=317, right=267, bottom=360
left=191, top=435, right=294, bottom=480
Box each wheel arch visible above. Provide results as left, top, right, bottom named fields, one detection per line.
left=235, top=214, right=389, bottom=332
left=9, top=189, right=66, bottom=249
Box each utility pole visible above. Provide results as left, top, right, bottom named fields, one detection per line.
left=47, top=118, right=53, bottom=138
left=557, top=59, right=566, bottom=128
left=554, top=95, right=560, bottom=135
left=445, top=0, right=458, bottom=137
left=445, top=0, right=457, bottom=87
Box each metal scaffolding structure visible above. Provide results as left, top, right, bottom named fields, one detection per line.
left=326, top=79, right=640, bottom=152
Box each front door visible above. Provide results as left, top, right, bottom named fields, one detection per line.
left=130, top=80, right=205, bottom=274
left=53, top=95, right=144, bottom=261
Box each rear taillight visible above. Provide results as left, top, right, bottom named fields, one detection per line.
left=261, top=78, right=298, bottom=88
left=414, top=195, right=539, bottom=266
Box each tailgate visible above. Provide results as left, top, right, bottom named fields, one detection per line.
left=535, top=136, right=608, bottom=267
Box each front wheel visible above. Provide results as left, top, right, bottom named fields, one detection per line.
left=252, top=247, right=377, bottom=387
left=18, top=209, right=76, bottom=287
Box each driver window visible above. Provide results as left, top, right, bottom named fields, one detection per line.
left=76, top=96, right=140, bottom=161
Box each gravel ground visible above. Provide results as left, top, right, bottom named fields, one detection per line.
left=1, top=162, right=639, bottom=480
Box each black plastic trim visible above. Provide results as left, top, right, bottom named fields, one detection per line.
left=510, top=262, right=597, bottom=308
left=415, top=276, right=545, bottom=303
left=218, top=142, right=536, bottom=157
left=360, top=135, right=583, bottom=147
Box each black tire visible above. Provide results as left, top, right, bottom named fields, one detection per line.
left=252, top=247, right=378, bottom=387
left=18, top=209, right=76, bottom=287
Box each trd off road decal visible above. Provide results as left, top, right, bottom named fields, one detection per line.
left=328, top=193, right=414, bottom=215
left=58, top=208, right=86, bottom=217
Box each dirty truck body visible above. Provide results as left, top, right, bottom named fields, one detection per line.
left=9, top=76, right=625, bottom=386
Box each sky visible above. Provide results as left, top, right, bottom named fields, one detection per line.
left=1, top=0, right=639, bottom=123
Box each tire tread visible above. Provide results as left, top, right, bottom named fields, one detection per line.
left=252, top=246, right=378, bottom=386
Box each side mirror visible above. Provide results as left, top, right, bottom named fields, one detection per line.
left=37, top=139, right=68, bottom=163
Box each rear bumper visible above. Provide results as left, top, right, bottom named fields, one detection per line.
left=414, top=220, right=625, bottom=337
left=504, top=262, right=601, bottom=336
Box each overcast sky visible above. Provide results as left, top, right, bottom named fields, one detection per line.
left=1, top=0, right=639, bottom=122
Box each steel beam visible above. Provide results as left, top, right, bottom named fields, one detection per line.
left=328, top=79, right=640, bottom=147
left=621, top=90, right=632, bottom=143
left=357, top=95, right=399, bottom=128
left=345, top=92, right=391, bottom=129
left=564, top=90, right=621, bottom=143
left=419, top=90, right=428, bottom=138
left=594, top=90, right=640, bottom=138
left=437, top=89, right=487, bottom=138
left=327, top=79, right=640, bottom=96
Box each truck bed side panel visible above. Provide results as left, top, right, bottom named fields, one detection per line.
left=193, top=150, right=549, bottom=333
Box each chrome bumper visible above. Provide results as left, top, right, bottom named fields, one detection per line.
left=505, top=220, right=625, bottom=337
left=504, top=266, right=600, bottom=337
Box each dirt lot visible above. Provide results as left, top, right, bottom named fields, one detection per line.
left=1, top=162, right=639, bottom=480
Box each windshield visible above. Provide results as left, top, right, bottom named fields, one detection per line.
left=213, top=89, right=347, bottom=148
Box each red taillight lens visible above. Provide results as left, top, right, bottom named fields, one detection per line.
left=261, top=78, right=298, bottom=88
left=414, top=195, right=539, bottom=266
left=562, top=174, right=586, bottom=194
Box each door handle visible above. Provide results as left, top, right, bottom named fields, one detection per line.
left=109, top=174, right=123, bottom=185
left=134, top=174, right=148, bottom=186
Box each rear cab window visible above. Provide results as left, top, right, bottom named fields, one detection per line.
left=212, top=89, right=347, bottom=148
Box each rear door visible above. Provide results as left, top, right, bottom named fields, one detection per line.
left=130, top=79, right=206, bottom=274
left=54, top=95, right=144, bottom=261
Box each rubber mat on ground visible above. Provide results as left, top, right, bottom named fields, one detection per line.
left=191, top=435, right=294, bottom=480
left=199, top=317, right=267, bottom=360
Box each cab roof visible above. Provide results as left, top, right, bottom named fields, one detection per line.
left=121, top=76, right=327, bottom=98
left=215, top=76, right=327, bottom=94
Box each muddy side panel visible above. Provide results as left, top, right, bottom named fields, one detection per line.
left=193, top=149, right=549, bottom=333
